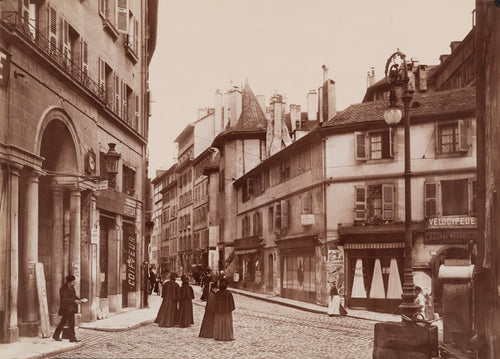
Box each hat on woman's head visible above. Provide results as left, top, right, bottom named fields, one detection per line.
left=218, top=279, right=228, bottom=289
left=66, top=275, right=76, bottom=282
left=181, top=275, right=189, bottom=283
left=169, top=272, right=177, bottom=280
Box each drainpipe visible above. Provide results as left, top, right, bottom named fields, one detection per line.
left=322, top=135, right=328, bottom=300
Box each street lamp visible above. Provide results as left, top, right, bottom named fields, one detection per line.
left=383, top=51, right=420, bottom=319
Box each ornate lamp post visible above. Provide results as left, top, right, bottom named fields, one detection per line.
left=104, top=143, right=121, bottom=188
left=383, top=51, right=420, bottom=318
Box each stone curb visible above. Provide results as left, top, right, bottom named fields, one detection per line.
left=228, top=288, right=395, bottom=323
left=22, top=342, right=84, bottom=359
left=80, top=319, right=155, bottom=332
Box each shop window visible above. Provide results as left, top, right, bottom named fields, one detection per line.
left=355, top=128, right=394, bottom=161
left=282, top=255, right=315, bottom=292
left=354, top=184, right=395, bottom=222
left=436, top=120, right=470, bottom=154
left=424, top=178, right=477, bottom=217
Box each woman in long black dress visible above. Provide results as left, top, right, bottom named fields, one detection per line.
left=212, top=279, right=235, bottom=341
left=176, top=275, right=194, bottom=327
left=155, top=272, right=180, bottom=327
left=199, top=282, right=217, bottom=338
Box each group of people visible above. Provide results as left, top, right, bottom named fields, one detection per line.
left=154, top=271, right=236, bottom=341
left=155, top=273, right=195, bottom=328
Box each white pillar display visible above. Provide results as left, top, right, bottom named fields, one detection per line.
left=387, top=258, right=403, bottom=299
left=369, top=259, right=385, bottom=298
left=50, top=188, right=64, bottom=324
left=69, top=189, right=81, bottom=297
left=351, top=258, right=367, bottom=298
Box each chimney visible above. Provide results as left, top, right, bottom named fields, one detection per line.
left=227, top=85, right=242, bottom=127
left=289, top=104, right=297, bottom=131
left=418, top=64, right=427, bottom=92
left=366, top=67, right=375, bottom=89
left=296, top=105, right=302, bottom=129
left=268, top=94, right=284, bottom=156
left=440, top=54, right=450, bottom=64
left=197, top=107, right=209, bottom=120
left=321, top=79, right=336, bottom=123
left=450, top=41, right=462, bottom=53
left=307, top=90, right=318, bottom=121
left=256, top=95, right=266, bottom=114
left=214, top=89, right=223, bottom=133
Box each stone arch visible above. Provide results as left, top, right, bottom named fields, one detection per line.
left=429, top=245, right=469, bottom=314
left=35, top=106, right=83, bottom=174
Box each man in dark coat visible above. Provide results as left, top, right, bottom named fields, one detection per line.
left=52, top=275, right=82, bottom=342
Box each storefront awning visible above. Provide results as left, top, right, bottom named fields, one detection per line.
left=344, top=242, right=405, bottom=249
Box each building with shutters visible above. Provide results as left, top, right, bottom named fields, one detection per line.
left=0, top=0, right=158, bottom=342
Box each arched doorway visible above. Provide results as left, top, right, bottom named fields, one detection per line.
left=431, top=246, right=469, bottom=315
left=37, top=112, right=80, bottom=324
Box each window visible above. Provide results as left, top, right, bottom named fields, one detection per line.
left=302, top=192, right=312, bottom=214
left=437, top=120, right=470, bottom=154
left=274, top=200, right=290, bottom=230
left=242, top=216, right=250, bottom=238
left=355, top=129, right=394, bottom=160
left=253, top=212, right=262, bottom=236
left=354, top=184, right=395, bottom=222
left=280, top=160, right=290, bottom=182
left=268, top=206, right=274, bottom=232
left=425, top=178, right=477, bottom=217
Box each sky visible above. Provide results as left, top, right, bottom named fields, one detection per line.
left=148, top=0, right=475, bottom=174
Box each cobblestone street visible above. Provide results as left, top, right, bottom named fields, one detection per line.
left=52, top=291, right=376, bottom=359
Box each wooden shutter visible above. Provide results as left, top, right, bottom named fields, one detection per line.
left=114, top=74, right=120, bottom=115
left=21, top=0, right=29, bottom=26
left=458, top=119, right=469, bottom=152
left=98, top=58, right=105, bottom=95
left=355, top=186, right=367, bottom=220
left=134, top=18, right=139, bottom=52
left=122, top=81, right=128, bottom=122
left=99, top=0, right=107, bottom=18
left=355, top=132, right=367, bottom=160
left=48, top=7, right=58, bottom=54
left=62, top=19, right=71, bottom=67
left=275, top=202, right=282, bottom=230
left=116, top=0, right=128, bottom=33
left=302, top=192, right=312, bottom=214
left=281, top=199, right=289, bottom=229
left=382, top=184, right=395, bottom=220
left=424, top=182, right=438, bottom=217
left=81, top=39, right=89, bottom=80
left=258, top=211, right=263, bottom=236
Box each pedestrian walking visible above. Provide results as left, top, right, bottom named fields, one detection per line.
left=212, top=278, right=235, bottom=341
left=199, top=282, right=217, bottom=338
left=149, top=268, right=156, bottom=295
left=200, top=273, right=211, bottom=301
left=176, top=275, right=195, bottom=327
left=155, top=272, right=180, bottom=327
left=327, top=281, right=341, bottom=316
left=52, top=275, right=84, bottom=342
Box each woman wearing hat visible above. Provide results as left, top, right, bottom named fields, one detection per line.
left=212, top=278, right=235, bottom=341
left=155, top=272, right=180, bottom=327
left=199, top=282, right=217, bottom=338
left=176, top=275, right=194, bottom=327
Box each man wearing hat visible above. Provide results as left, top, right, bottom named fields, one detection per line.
left=52, top=275, right=82, bottom=342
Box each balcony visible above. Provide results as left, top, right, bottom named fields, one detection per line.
left=125, top=34, right=138, bottom=63
left=2, top=12, right=104, bottom=101
left=1, top=12, right=140, bottom=135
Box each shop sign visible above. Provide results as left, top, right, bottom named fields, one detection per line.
left=426, top=216, right=477, bottom=229
left=424, top=230, right=476, bottom=244
left=125, top=235, right=136, bottom=290
left=301, top=214, right=315, bottom=225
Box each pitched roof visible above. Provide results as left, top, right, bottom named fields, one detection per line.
left=325, top=87, right=475, bottom=128
left=285, top=112, right=320, bottom=132
left=233, top=82, right=268, bottom=131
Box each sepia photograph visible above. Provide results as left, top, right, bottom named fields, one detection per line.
left=0, top=0, right=499, bottom=358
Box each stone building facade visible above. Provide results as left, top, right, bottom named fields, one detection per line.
left=0, top=0, right=158, bottom=342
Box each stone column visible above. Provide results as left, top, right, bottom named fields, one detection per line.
left=69, top=189, right=81, bottom=296
left=50, top=187, right=64, bottom=324
left=21, top=169, right=41, bottom=337
left=5, top=164, right=22, bottom=342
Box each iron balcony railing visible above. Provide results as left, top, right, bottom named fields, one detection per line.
left=2, top=11, right=139, bottom=132
left=2, top=11, right=105, bottom=101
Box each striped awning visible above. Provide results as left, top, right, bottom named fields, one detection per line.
left=344, top=242, right=405, bottom=249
